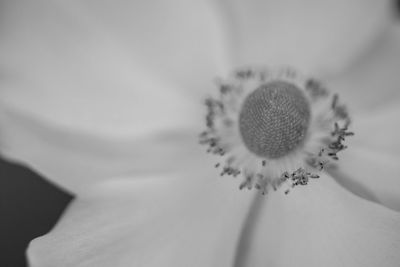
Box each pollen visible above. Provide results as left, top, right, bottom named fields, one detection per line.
left=239, top=81, right=311, bottom=159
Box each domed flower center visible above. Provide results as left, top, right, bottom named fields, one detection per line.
left=239, top=81, right=311, bottom=159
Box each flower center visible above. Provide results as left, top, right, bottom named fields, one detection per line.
left=239, top=81, right=311, bottom=159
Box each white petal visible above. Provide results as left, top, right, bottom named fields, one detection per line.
left=0, top=112, right=200, bottom=194
left=0, top=0, right=227, bottom=191
left=27, top=170, right=256, bottom=267
left=244, top=174, right=400, bottom=267
left=320, top=25, right=400, bottom=211
left=329, top=102, right=400, bottom=211
left=327, top=24, right=400, bottom=113
left=332, top=147, right=400, bottom=212
left=218, top=0, right=392, bottom=76
left=0, top=0, right=226, bottom=137
left=352, top=104, right=400, bottom=156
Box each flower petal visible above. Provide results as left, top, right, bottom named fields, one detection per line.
left=0, top=0, right=225, bottom=137
left=244, top=174, right=400, bottom=267
left=0, top=0, right=227, bottom=192
left=27, top=170, right=255, bottom=267
left=316, top=25, right=400, bottom=211
left=331, top=147, right=400, bottom=212
left=218, top=0, right=393, bottom=76
left=329, top=102, right=400, bottom=211
left=0, top=110, right=200, bottom=193
left=327, top=24, right=400, bottom=113
left=351, top=104, right=400, bottom=156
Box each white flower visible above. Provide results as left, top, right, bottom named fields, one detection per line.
left=1, top=0, right=400, bottom=266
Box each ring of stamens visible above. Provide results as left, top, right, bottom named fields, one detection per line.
left=200, top=67, right=353, bottom=195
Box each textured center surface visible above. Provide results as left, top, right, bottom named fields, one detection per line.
left=239, top=81, right=311, bottom=159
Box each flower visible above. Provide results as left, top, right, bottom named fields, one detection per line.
left=1, top=0, right=400, bottom=266
left=200, top=67, right=353, bottom=194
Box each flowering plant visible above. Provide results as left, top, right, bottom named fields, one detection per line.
left=1, top=0, right=400, bottom=266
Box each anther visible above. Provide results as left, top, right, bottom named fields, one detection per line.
left=305, top=79, right=328, bottom=99
left=331, top=94, right=339, bottom=109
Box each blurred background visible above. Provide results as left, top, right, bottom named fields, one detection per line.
left=1, top=1, right=400, bottom=267
left=0, top=158, right=72, bottom=267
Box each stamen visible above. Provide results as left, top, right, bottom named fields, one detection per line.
left=200, top=67, right=354, bottom=195
left=239, top=81, right=311, bottom=159
left=305, top=78, right=328, bottom=99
